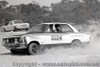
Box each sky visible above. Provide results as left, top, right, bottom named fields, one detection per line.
left=5, top=0, right=62, bottom=7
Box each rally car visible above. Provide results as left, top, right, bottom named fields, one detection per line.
left=2, top=22, right=91, bottom=55
left=2, top=20, right=29, bottom=32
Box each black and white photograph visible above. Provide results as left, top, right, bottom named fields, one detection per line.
left=0, top=0, right=100, bottom=67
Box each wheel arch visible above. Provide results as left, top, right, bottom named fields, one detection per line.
left=71, top=39, right=81, bottom=43
left=28, top=41, right=40, bottom=48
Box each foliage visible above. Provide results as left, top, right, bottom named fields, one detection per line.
left=1, top=0, right=100, bottom=26
left=51, top=0, right=100, bottom=24
left=0, top=0, right=8, bottom=9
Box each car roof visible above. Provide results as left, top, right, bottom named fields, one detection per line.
left=41, top=22, right=71, bottom=25
left=11, top=20, right=22, bottom=21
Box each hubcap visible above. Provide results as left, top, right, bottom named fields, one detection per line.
left=32, top=45, right=38, bottom=53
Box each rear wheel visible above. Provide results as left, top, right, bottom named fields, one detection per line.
left=71, top=40, right=82, bottom=48
left=28, top=43, right=40, bottom=55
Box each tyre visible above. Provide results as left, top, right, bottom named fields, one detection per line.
left=71, top=40, right=82, bottom=48
left=28, top=43, right=40, bottom=55
left=10, top=49, right=19, bottom=54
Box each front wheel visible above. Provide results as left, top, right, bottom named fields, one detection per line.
left=28, top=43, right=40, bottom=55
left=10, top=49, right=19, bottom=54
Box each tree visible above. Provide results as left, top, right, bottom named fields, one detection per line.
left=51, top=0, right=100, bottom=24
left=0, top=0, right=8, bottom=9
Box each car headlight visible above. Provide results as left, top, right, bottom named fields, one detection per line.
left=22, top=37, right=27, bottom=43
left=19, top=37, right=23, bottom=42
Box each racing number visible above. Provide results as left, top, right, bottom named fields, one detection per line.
left=51, top=35, right=62, bottom=40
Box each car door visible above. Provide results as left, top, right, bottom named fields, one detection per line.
left=50, top=24, right=63, bottom=44
left=43, top=24, right=63, bottom=45
left=60, top=24, right=74, bottom=44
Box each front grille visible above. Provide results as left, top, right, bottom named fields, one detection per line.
left=3, top=37, right=22, bottom=44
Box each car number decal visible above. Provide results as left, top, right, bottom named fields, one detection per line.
left=51, top=35, right=62, bottom=40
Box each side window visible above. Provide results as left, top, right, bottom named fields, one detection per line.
left=46, top=24, right=62, bottom=33
left=60, top=24, right=73, bottom=33
left=55, top=24, right=62, bottom=33
left=44, top=24, right=54, bottom=33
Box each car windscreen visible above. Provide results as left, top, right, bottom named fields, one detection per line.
left=26, top=24, right=46, bottom=33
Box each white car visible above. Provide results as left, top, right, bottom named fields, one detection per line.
left=2, top=20, right=29, bottom=32
left=2, top=22, right=91, bottom=55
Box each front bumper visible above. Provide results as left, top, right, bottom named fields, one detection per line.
left=3, top=43, right=27, bottom=50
